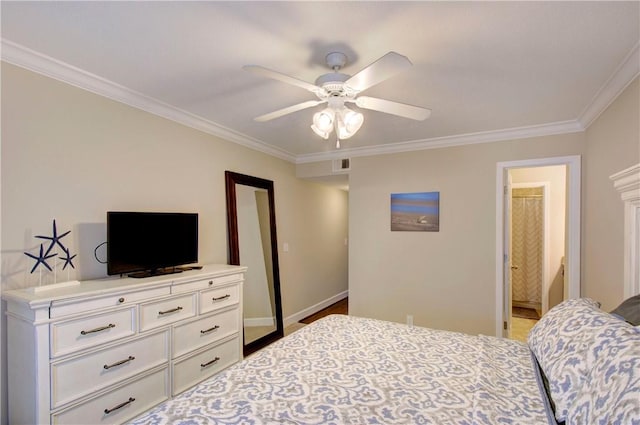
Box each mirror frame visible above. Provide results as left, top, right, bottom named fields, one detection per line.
left=225, top=171, right=284, bottom=356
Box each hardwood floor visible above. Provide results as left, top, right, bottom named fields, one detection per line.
left=283, top=298, right=348, bottom=337
left=299, top=298, right=348, bottom=324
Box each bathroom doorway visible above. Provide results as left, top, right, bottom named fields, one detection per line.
left=496, top=156, right=580, bottom=340
left=511, top=183, right=546, bottom=318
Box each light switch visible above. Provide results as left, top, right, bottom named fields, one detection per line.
left=283, top=242, right=289, bottom=252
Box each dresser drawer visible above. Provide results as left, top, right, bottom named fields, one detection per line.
left=172, top=273, right=243, bottom=294
left=173, top=308, right=240, bottom=358
left=199, top=284, right=239, bottom=314
left=51, top=307, right=136, bottom=358
left=49, top=286, right=170, bottom=319
left=139, top=293, right=196, bottom=331
left=172, top=337, right=239, bottom=395
left=51, top=367, right=169, bottom=425
left=51, top=329, right=169, bottom=408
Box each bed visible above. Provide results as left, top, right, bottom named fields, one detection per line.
left=130, top=298, right=640, bottom=425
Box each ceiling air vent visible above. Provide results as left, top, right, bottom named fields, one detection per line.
left=333, top=158, right=351, bottom=172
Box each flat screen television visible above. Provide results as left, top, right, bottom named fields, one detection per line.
left=107, top=211, right=198, bottom=278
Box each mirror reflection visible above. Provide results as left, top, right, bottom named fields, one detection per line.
left=225, top=171, right=283, bottom=356
left=236, top=185, right=276, bottom=344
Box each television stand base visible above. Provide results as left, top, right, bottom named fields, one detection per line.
left=175, top=265, right=203, bottom=272
left=127, top=268, right=184, bottom=279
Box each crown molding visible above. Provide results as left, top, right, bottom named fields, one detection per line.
left=296, top=120, right=584, bottom=163
left=579, top=41, right=640, bottom=128
left=1, top=39, right=297, bottom=163
left=610, top=162, right=640, bottom=203
left=3, top=38, right=636, bottom=166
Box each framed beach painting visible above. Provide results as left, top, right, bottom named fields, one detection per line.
left=390, top=192, right=440, bottom=231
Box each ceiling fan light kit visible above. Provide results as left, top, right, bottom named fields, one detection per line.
left=341, top=109, right=364, bottom=136
left=311, top=110, right=333, bottom=138
left=311, top=97, right=364, bottom=146
left=244, top=51, right=431, bottom=149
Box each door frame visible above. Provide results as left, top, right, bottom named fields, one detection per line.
left=495, top=155, right=581, bottom=337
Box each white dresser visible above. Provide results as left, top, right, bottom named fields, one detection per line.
left=3, top=264, right=246, bottom=425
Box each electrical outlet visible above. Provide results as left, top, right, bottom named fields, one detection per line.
left=406, top=315, right=413, bottom=327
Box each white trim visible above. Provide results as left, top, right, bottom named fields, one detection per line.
left=511, top=181, right=551, bottom=316
left=579, top=41, right=640, bottom=128
left=4, top=38, right=636, bottom=165
left=496, top=155, right=581, bottom=337
left=610, top=163, right=640, bottom=298
left=611, top=163, right=640, bottom=202
left=296, top=121, right=584, bottom=164
left=283, top=290, right=348, bottom=327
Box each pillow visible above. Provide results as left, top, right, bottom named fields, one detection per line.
left=566, top=322, right=640, bottom=424
left=610, top=294, right=640, bottom=326
left=527, top=298, right=604, bottom=422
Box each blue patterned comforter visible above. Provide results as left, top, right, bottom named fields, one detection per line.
left=130, top=315, right=554, bottom=424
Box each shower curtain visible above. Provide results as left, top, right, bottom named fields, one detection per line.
left=511, top=187, right=543, bottom=308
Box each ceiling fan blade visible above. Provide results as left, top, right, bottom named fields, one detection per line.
left=345, top=52, right=413, bottom=92
left=254, top=100, right=325, bottom=122
left=355, top=96, right=431, bottom=121
left=243, top=65, right=321, bottom=93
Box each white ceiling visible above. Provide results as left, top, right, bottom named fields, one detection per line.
left=2, top=1, right=639, bottom=163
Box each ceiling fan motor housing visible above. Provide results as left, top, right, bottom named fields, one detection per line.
left=315, top=73, right=351, bottom=94
left=314, top=52, right=355, bottom=97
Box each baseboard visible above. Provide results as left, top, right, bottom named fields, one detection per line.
left=283, top=290, right=348, bottom=327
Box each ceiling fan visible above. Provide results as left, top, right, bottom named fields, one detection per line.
left=244, top=51, right=431, bottom=148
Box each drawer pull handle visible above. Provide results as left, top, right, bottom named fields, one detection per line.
left=118, top=297, right=125, bottom=303
left=200, top=325, right=220, bottom=334
left=201, top=356, right=220, bottom=368
left=80, top=323, right=115, bottom=335
left=104, top=397, right=135, bottom=415
left=158, top=306, right=183, bottom=315
left=103, top=355, right=135, bottom=370
left=212, top=294, right=231, bottom=302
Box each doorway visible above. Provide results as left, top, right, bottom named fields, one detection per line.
left=508, top=179, right=554, bottom=342
left=511, top=183, right=547, bottom=316
left=495, top=156, right=581, bottom=338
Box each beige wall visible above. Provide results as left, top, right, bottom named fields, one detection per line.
left=1, top=63, right=349, bottom=308
left=583, top=77, right=640, bottom=310
left=0, top=63, right=348, bottom=423
left=348, top=133, right=585, bottom=335
left=348, top=76, right=639, bottom=334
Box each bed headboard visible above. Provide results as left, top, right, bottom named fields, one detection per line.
left=610, top=163, right=640, bottom=297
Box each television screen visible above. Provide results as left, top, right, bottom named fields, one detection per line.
left=107, top=212, right=198, bottom=277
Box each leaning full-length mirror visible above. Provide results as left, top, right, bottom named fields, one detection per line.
left=225, top=171, right=284, bottom=356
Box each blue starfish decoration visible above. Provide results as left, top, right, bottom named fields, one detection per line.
left=36, top=219, right=71, bottom=256
left=59, top=246, right=77, bottom=270
left=24, top=243, right=57, bottom=273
